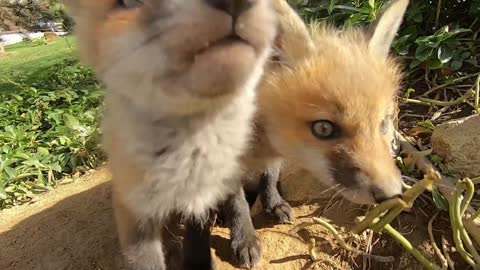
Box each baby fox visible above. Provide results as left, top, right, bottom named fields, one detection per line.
left=222, top=0, right=410, bottom=268
left=62, top=0, right=277, bottom=270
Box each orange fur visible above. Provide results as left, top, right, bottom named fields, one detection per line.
left=257, top=0, right=409, bottom=204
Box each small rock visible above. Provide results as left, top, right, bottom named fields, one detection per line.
left=431, top=114, right=480, bottom=178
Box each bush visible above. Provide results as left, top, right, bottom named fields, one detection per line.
left=289, top=0, right=480, bottom=95
left=0, top=58, right=104, bottom=208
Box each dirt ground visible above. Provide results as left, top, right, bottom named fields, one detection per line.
left=0, top=167, right=460, bottom=270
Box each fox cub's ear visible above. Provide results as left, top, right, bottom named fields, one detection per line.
left=271, top=0, right=314, bottom=65
left=368, top=0, right=409, bottom=59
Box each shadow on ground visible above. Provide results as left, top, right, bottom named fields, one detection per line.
left=0, top=170, right=452, bottom=270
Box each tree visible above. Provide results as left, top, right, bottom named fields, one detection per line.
left=0, top=0, right=71, bottom=33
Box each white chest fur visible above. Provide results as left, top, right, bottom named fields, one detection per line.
left=102, top=68, right=263, bottom=221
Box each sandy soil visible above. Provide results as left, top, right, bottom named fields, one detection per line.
left=0, top=167, right=461, bottom=270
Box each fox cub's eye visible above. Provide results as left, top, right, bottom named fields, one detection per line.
left=119, top=0, right=144, bottom=8
left=311, top=120, right=338, bottom=140
left=380, top=118, right=390, bottom=134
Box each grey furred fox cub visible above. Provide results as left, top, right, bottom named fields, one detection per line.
left=62, top=0, right=277, bottom=269
left=221, top=0, right=410, bottom=268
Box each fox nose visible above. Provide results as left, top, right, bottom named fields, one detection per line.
left=371, top=185, right=402, bottom=204
left=206, top=0, right=254, bottom=18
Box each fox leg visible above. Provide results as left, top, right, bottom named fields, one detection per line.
left=225, top=188, right=262, bottom=269
left=113, top=193, right=166, bottom=270
left=183, top=217, right=215, bottom=270
left=258, top=162, right=293, bottom=224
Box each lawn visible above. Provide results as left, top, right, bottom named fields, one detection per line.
left=0, top=36, right=105, bottom=209
left=1, top=36, right=78, bottom=82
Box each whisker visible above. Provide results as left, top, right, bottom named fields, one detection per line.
left=318, top=183, right=342, bottom=195
left=320, top=187, right=346, bottom=215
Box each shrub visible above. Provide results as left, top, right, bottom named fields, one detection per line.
left=0, top=58, right=104, bottom=208
left=289, top=0, right=479, bottom=93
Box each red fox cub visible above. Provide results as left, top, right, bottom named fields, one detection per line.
left=222, top=0, right=410, bottom=268
left=62, top=0, right=277, bottom=270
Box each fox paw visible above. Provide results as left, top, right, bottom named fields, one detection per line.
left=232, top=235, right=262, bottom=269
left=266, top=200, right=294, bottom=224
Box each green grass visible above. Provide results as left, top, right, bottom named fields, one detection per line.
left=0, top=36, right=105, bottom=209
left=1, top=36, right=77, bottom=82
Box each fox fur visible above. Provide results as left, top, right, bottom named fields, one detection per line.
left=62, top=0, right=277, bottom=269
left=223, top=0, right=410, bottom=268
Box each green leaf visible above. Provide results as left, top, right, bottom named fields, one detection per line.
left=450, top=60, right=463, bottom=70
left=432, top=187, right=449, bottom=211
left=11, top=94, right=24, bottom=101
left=328, top=0, right=337, bottom=15
left=461, top=52, right=471, bottom=59
left=48, top=111, right=63, bottom=124
left=417, top=120, right=435, bottom=131
left=413, top=13, right=423, bottom=23
left=429, top=154, right=442, bottom=164
left=409, top=59, right=422, bottom=69
left=1, top=146, right=11, bottom=154
left=368, top=0, right=375, bottom=9
left=37, top=147, right=50, bottom=156
left=58, top=136, right=71, bottom=145
left=416, top=35, right=443, bottom=48
left=50, top=163, right=62, bottom=173
left=14, top=152, right=30, bottom=160
left=444, top=38, right=460, bottom=46
left=22, top=159, right=46, bottom=169
left=437, top=45, right=454, bottom=64
left=0, top=185, right=7, bottom=200
left=434, top=25, right=449, bottom=36
left=4, top=167, right=17, bottom=179
left=63, top=114, right=80, bottom=130
left=448, top=28, right=472, bottom=36
left=393, top=34, right=412, bottom=55
left=415, top=45, right=434, bottom=62
left=5, top=185, right=15, bottom=193
left=427, top=58, right=443, bottom=70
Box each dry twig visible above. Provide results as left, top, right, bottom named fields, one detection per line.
left=292, top=218, right=395, bottom=263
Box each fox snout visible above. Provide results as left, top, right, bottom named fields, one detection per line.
left=206, top=0, right=255, bottom=18
left=354, top=169, right=403, bottom=204
left=329, top=144, right=403, bottom=205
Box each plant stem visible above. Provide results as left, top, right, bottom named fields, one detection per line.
left=454, top=181, right=480, bottom=267
left=421, top=72, right=480, bottom=97
left=295, top=218, right=394, bottom=263
left=469, top=208, right=480, bottom=222
left=449, top=185, right=478, bottom=268
left=404, top=98, right=432, bottom=106
left=475, top=73, right=480, bottom=114
left=464, top=218, right=480, bottom=249
left=460, top=178, right=475, bottom=217
left=371, top=171, right=438, bottom=232
left=435, top=0, right=442, bottom=29
left=428, top=212, right=448, bottom=269
left=415, top=92, right=472, bottom=107
left=441, top=235, right=456, bottom=270
left=352, top=197, right=405, bottom=234
left=383, top=223, right=442, bottom=270
left=334, top=5, right=361, bottom=12
left=396, top=131, right=480, bottom=260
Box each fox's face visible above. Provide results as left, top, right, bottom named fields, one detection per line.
left=63, top=0, right=277, bottom=113
left=261, top=0, right=409, bottom=204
